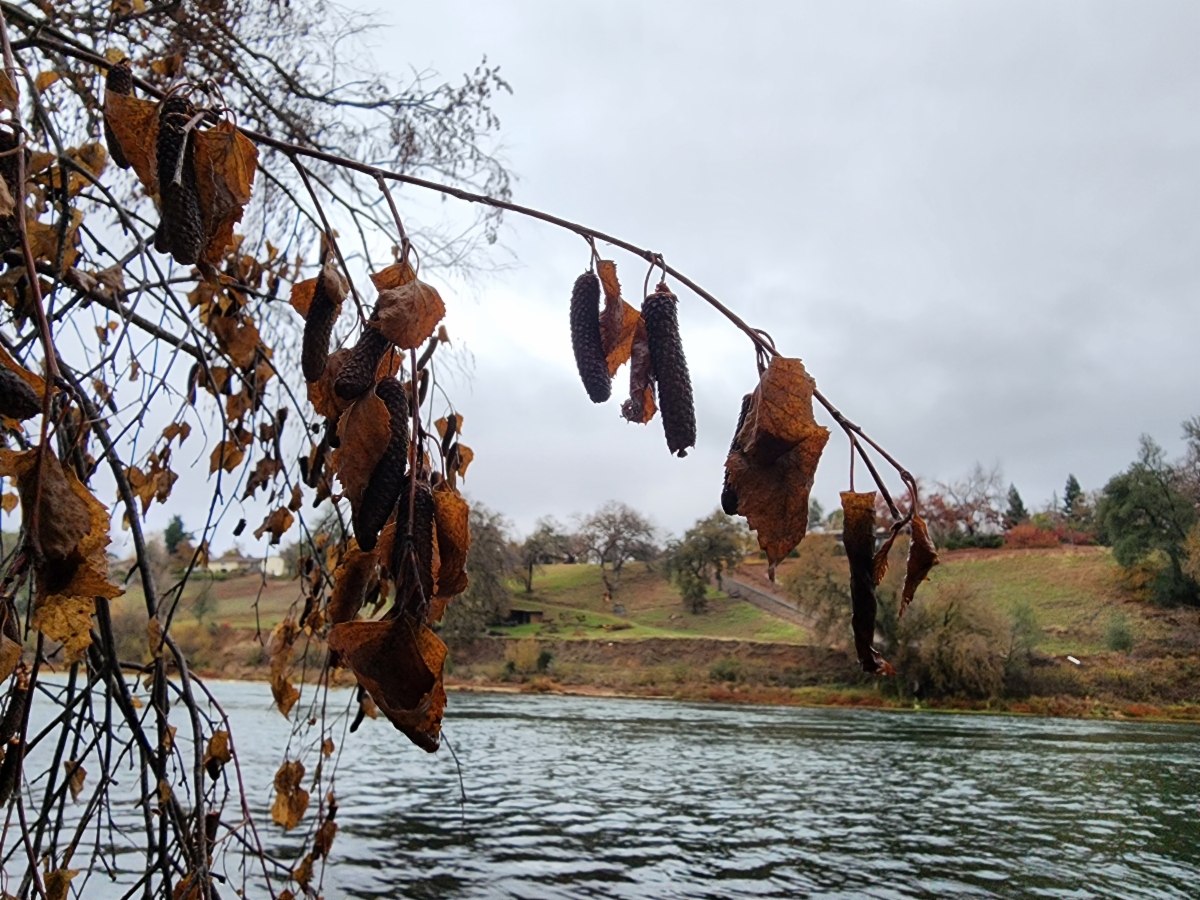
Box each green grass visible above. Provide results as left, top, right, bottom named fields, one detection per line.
left=502, top=564, right=809, bottom=644
left=924, top=547, right=1161, bottom=656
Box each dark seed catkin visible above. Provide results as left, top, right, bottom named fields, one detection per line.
left=569, top=272, right=611, bottom=403
left=334, top=322, right=390, bottom=401
left=301, top=262, right=343, bottom=382
left=155, top=96, right=204, bottom=266
left=353, top=377, right=410, bottom=552
left=391, top=477, right=434, bottom=618
left=104, top=59, right=132, bottom=170
left=720, top=393, right=752, bottom=515
left=0, top=368, right=41, bottom=421
left=642, top=282, right=695, bottom=457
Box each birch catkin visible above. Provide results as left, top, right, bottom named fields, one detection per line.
left=642, top=282, right=696, bottom=456
left=353, top=377, right=410, bottom=551
left=155, top=96, right=204, bottom=265
left=569, top=272, right=612, bottom=403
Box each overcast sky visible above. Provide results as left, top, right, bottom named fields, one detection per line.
left=109, top=1, right=1195, bottom=556
left=324, top=0, right=1194, bottom=540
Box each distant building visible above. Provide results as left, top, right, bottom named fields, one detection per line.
left=496, top=609, right=544, bottom=626
left=205, top=554, right=286, bottom=577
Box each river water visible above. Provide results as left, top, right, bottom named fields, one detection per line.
left=25, top=681, right=1200, bottom=898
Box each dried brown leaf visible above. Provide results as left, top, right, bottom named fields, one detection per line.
left=334, top=390, right=392, bottom=514
left=327, top=547, right=378, bottom=625
left=724, top=357, right=830, bottom=574
left=841, top=491, right=893, bottom=675
left=375, top=279, right=445, bottom=350
left=432, top=486, right=470, bottom=606
left=102, top=92, right=159, bottom=195
left=193, top=121, right=258, bottom=264
left=208, top=440, right=244, bottom=474
left=270, top=759, right=309, bottom=830
left=596, top=260, right=641, bottom=376
left=327, top=617, right=447, bottom=752
left=63, top=759, right=86, bottom=802
left=203, top=730, right=231, bottom=780
left=209, top=316, right=261, bottom=369
left=901, top=514, right=939, bottom=614
left=254, top=508, right=293, bottom=545
left=619, top=318, right=656, bottom=424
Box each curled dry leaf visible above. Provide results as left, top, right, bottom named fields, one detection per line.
left=431, top=485, right=470, bottom=609
left=0, top=342, right=46, bottom=400
left=619, top=317, right=656, bottom=424
left=901, top=514, right=939, bottom=615
left=327, top=616, right=447, bottom=752
left=102, top=92, right=159, bottom=195
left=724, top=357, right=830, bottom=575
left=872, top=526, right=902, bottom=586
left=596, top=260, right=641, bottom=376
left=44, top=868, right=78, bottom=900
left=254, top=507, right=294, bottom=545
left=375, top=277, right=445, bottom=350
left=209, top=316, right=261, bottom=369
left=0, top=635, right=21, bottom=682
left=270, top=759, right=309, bottom=830
left=203, top=731, right=232, bottom=780
left=208, top=440, right=244, bottom=474
left=334, top=388, right=393, bottom=516
left=192, top=121, right=258, bottom=264
left=0, top=449, right=123, bottom=662
left=64, top=759, right=86, bottom=802
left=327, top=547, right=378, bottom=625
left=269, top=617, right=299, bottom=717
left=841, top=491, right=893, bottom=676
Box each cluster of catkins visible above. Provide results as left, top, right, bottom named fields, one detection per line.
left=299, top=260, right=437, bottom=618
left=569, top=270, right=696, bottom=457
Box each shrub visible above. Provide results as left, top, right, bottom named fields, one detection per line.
left=507, top=638, right=540, bottom=674
left=536, top=649, right=554, bottom=674
left=1004, top=524, right=1061, bottom=549
left=1105, top=612, right=1135, bottom=652
left=894, top=583, right=1009, bottom=699
left=709, top=658, right=740, bottom=683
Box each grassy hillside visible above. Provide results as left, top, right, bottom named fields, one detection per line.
left=117, top=545, right=1200, bottom=717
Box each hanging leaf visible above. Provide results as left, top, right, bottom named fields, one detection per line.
left=327, top=616, right=447, bottom=752
left=619, top=318, right=656, bottom=424
left=208, top=440, right=244, bottom=474
left=841, top=491, right=893, bottom=675
left=327, top=547, right=378, bottom=625
left=723, top=357, right=829, bottom=577
left=596, top=260, right=641, bottom=375
left=375, top=278, right=445, bottom=350
left=431, top=486, right=470, bottom=611
left=203, top=730, right=232, bottom=780
left=254, top=508, right=294, bottom=545
left=269, top=617, right=299, bottom=716
left=193, top=121, right=259, bottom=264
left=64, top=759, right=86, bottom=801
left=209, top=316, right=261, bottom=369
left=270, top=759, right=309, bottom=830
left=333, top=388, right=393, bottom=515
left=901, top=514, right=939, bottom=614
left=0, top=449, right=122, bottom=662
left=873, top=528, right=900, bottom=586
left=102, top=91, right=160, bottom=196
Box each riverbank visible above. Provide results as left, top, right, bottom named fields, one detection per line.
left=130, top=545, right=1200, bottom=722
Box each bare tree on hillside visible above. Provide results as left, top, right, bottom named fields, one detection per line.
left=577, top=501, right=658, bottom=595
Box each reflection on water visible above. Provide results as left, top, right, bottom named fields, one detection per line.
left=32, top=681, right=1200, bottom=899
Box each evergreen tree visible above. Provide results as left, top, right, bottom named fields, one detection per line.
left=1063, top=474, right=1082, bottom=520
left=1003, top=485, right=1028, bottom=530
left=164, top=515, right=193, bottom=555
